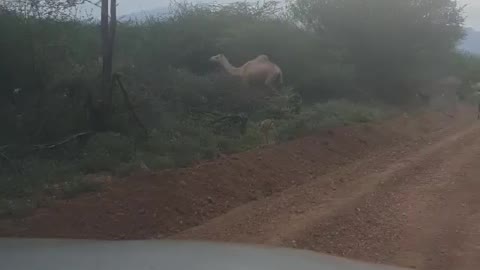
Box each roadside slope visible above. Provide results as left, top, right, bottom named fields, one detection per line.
left=0, top=108, right=474, bottom=243
left=172, top=111, right=480, bottom=270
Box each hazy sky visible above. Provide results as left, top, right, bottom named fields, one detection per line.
left=116, top=0, right=169, bottom=14
left=82, top=0, right=219, bottom=15
left=83, top=0, right=480, bottom=30
left=460, top=0, right=480, bottom=29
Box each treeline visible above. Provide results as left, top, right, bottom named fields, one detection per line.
left=0, top=0, right=479, bottom=207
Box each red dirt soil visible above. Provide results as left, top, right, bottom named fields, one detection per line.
left=0, top=109, right=465, bottom=240
left=3, top=107, right=480, bottom=270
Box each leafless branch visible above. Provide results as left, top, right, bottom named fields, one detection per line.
left=33, top=131, right=94, bottom=151
left=114, top=73, right=149, bottom=136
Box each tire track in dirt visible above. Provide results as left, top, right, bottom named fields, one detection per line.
left=173, top=123, right=480, bottom=269
left=380, top=133, right=480, bottom=270
left=294, top=123, right=480, bottom=269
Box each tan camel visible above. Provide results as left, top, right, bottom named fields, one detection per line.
left=209, top=54, right=283, bottom=93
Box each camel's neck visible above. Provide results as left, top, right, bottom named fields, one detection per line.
left=219, top=58, right=242, bottom=76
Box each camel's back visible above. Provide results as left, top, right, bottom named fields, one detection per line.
left=245, top=58, right=281, bottom=75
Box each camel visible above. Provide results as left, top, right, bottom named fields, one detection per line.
left=209, top=54, right=283, bottom=93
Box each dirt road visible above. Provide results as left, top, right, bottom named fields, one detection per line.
left=173, top=117, right=480, bottom=270
left=2, top=108, right=480, bottom=269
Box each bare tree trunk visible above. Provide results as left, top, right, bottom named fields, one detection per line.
left=98, top=0, right=117, bottom=127
left=100, top=0, right=112, bottom=112
left=110, top=0, right=117, bottom=44
left=107, top=0, right=117, bottom=110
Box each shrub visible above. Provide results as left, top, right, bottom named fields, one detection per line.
left=79, top=133, right=135, bottom=173
left=0, top=0, right=469, bottom=210
left=61, top=177, right=103, bottom=199
left=277, top=100, right=384, bottom=140
left=0, top=198, right=36, bottom=218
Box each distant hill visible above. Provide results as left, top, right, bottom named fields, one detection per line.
left=119, top=7, right=170, bottom=22
left=459, top=28, right=480, bottom=55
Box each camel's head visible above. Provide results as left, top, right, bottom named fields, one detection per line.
left=209, top=54, right=225, bottom=63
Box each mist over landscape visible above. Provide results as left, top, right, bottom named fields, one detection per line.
left=3, top=4, right=480, bottom=266
left=118, top=1, right=480, bottom=55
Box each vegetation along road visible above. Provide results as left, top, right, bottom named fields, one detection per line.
left=2, top=0, right=480, bottom=269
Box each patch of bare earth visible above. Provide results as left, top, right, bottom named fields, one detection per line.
left=1, top=107, right=480, bottom=270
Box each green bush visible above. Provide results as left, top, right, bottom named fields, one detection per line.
left=0, top=158, right=79, bottom=199
left=79, top=133, right=135, bottom=173
left=61, top=177, right=102, bottom=199
left=277, top=100, right=384, bottom=140
left=0, top=0, right=471, bottom=208
left=0, top=198, right=36, bottom=218
left=216, top=127, right=264, bottom=153
left=290, top=0, right=464, bottom=103
left=143, top=156, right=176, bottom=171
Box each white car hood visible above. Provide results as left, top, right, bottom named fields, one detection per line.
left=0, top=238, right=409, bottom=270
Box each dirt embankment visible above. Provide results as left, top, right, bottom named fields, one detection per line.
left=170, top=109, right=480, bottom=270
left=0, top=108, right=471, bottom=241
